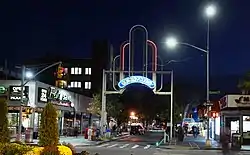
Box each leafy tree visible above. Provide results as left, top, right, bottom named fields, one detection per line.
left=87, top=93, right=101, bottom=115
left=106, top=96, right=123, bottom=119
left=158, top=102, right=183, bottom=124
left=87, top=93, right=124, bottom=120
left=0, top=98, right=10, bottom=143
left=238, top=72, right=250, bottom=94
left=39, top=102, right=59, bottom=146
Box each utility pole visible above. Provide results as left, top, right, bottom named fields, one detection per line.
left=16, top=65, right=25, bottom=141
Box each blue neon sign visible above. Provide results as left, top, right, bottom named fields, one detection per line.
left=118, top=76, right=156, bottom=89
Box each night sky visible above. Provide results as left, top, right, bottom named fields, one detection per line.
left=1, top=0, right=250, bottom=90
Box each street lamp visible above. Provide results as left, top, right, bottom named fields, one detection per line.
left=166, top=37, right=178, bottom=49
left=16, top=62, right=62, bottom=141
left=165, top=4, right=217, bottom=147
left=25, top=71, right=33, bottom=79
left=205, top=4, right=216, bottom=18
left=130, top=111, right=135, bottom=117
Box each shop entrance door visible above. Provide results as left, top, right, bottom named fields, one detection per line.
left=225, top=117, right=240, bottom=136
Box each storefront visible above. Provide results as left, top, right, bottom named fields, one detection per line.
left=0, top=80, right=93, bottom=137
left=219, top=95, right=250, bottom=148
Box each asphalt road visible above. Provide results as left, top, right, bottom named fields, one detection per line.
left=75, top=132, right=164, bottom=155
left=156, top=149, right=250, bottom=155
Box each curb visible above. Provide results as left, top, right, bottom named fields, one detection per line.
left=159, top=146, right=250, bottom=151
left=96, top=134, right=130, bottom=145
left=74, top=134, right=129, bottom=147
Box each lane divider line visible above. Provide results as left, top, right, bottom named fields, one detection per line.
left=144, top=145, right=151, bottom=149
left=97, top=143, right=109, bottom=147
left=107, top=144, right=118, bottom=148
left=120, top=144, right=129, bottom=148
left=132, top=145, right=139, bottom=149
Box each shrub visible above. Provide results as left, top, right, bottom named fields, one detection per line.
left=11, top=140, right=24, bottom=145
left=41, top=145, right=60, bottom=155
left=0, top=143, right=33, bottom=155
left=0, top=98, right=10, bottom=143
left=62, top=142, right=76, bottom=154
left=80, top=151, right=90, bottom=155
left=29, top=145, right=72, bottom=155
left=38, top=102, right=59, bottom=146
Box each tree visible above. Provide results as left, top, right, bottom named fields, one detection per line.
left=87, top=92, right=124, bottom=120
left=106, top=96, right=123, bottom=119
left=238, top=72, right=250, bottom=94
left=39, top=102, right=59, bottom=146
left=157, top=102, right=183, bottom=123
left=87, top=93, right=101, bottom=115
left=0, top=98, right=10, bottom=143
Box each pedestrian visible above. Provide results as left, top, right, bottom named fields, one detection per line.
left=74, top=127, right=78, bottom=138
left=221, top=127, right=230, bottom=155
left=177, top=126, right=184, bottom=142
left=192, top=125, right=198, bottom=138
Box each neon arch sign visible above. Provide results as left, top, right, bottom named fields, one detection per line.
left=118, top=76, right=156, bottom=89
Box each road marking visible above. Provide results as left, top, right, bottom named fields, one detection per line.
left=192, top=142, right=200, bottom=149
left=107, top=144, right=118, bottom=148
left=131, top=145, right=139, bottom=149
left=144, top=145, right=150, bottom=149
left=97, top=143, right=109, bottom=147
left=119, top=144, right=129, bottom=148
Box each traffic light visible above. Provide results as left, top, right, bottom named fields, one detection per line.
left=211, top=111, right=218, bottom=118
left=57, top=65, right=64, bottom=79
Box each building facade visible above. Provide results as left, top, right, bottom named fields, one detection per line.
left=0, top=80, right=93, bottom=137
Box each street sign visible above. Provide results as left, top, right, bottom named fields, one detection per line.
left=204, top=101, right=213, bottom=106
left=209, top=90, right=220, bottom=95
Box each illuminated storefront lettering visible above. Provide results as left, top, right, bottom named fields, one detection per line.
left=118, top=76, right=156, bottom=89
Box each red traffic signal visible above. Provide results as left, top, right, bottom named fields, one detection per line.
left=211, top=111, right=219, bottom=118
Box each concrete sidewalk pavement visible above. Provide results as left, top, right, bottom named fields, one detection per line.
left=11, top=132, right=130, bottom=147
left=160, top=134, right=250, bottom=151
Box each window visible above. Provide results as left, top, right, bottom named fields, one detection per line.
left=71, top=67, right=82, bottom=75
left=85, top=68, right=91, bottom=75
left=84, top=82, right=91, bottom=89
left=70, top=81, right=81, bottom=88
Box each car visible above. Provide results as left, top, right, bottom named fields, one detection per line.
left=130, top=123, right=145, bottom=135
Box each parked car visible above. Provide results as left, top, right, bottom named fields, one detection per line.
left=130, top=123, right=145, bottom=135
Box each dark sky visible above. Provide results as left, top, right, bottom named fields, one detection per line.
left=1, top=0, right=250, bottom=80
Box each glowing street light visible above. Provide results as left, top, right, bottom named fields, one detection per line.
left=25, top=71, right=33, bottom=79
left=130, top=111, right=135, bottom=116
left=205, top=4, right=216, bottom=18
left=165, top=3, right=218, bottom=146
left=166, top=37, right=178, bottom=49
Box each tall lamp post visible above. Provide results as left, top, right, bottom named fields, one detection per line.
left=165, top=4, right=217, bottom=146
left=16, top=61, right=62, bottom=141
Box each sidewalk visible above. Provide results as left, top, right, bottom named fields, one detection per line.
left=160, top=134, right=250, bottom=151
left=11, top=132, right=129, bottom=147
left=159, top=135, right=220, bottom=150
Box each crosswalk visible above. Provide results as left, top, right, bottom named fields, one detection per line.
left=96, top=143, right=152, bottom=149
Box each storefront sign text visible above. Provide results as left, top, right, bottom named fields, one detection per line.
left=118, top=76, right=156, bottom=89
left=0, top=86, right=7, bottom=94
left=219, top=96, right=227, bottom=109
left=235, top=96, right=250, bottom=104
left=47, top=87, right=73, bottom=107
left=38, top=87, right=48, bottom=103
left=9, top=86, right=29, bottom=101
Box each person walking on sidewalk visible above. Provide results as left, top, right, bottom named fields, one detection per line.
left=221, top=127, right=231, bottom=155
left=177, top=126, right=184, bottom=142
left=192, top=125, right=198, bottom=138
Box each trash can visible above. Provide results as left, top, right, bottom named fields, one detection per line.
left=25, top=128, right=33, bottom=143
left=231, top=133, right=241, bottom=150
